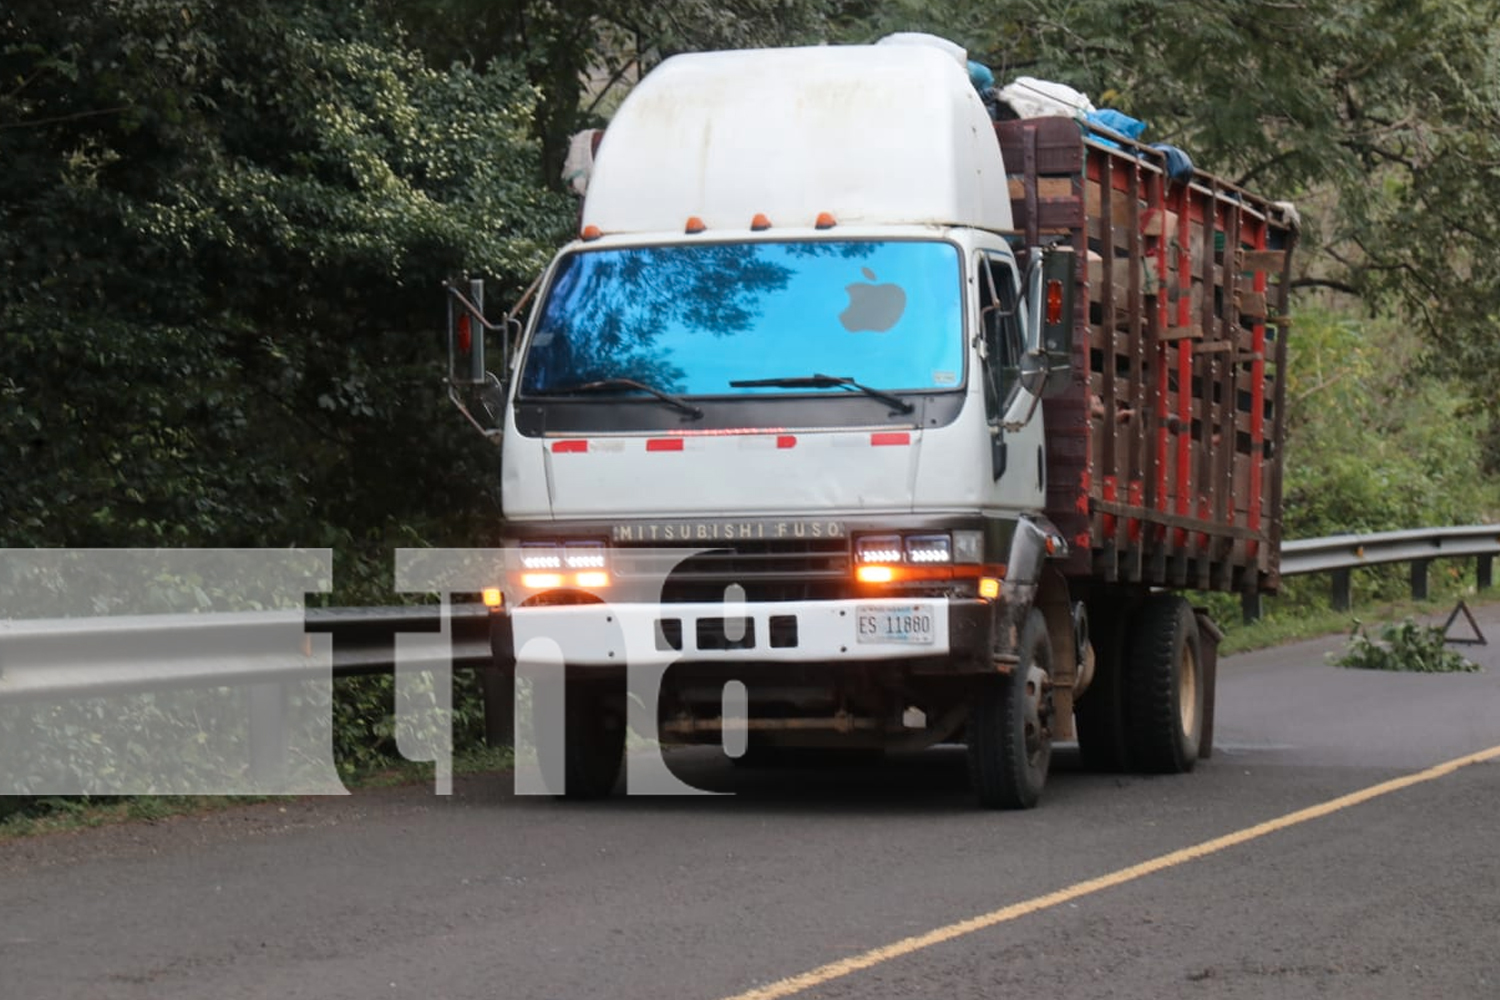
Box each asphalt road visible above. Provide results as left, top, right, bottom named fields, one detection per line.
left=4, top=608, right=1499, bottom=1000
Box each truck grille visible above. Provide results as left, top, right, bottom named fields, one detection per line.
left=615, top=538, right=851, bottom=603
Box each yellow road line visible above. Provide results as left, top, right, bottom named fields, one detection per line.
left=722, top=744, right=1500, bottom=1000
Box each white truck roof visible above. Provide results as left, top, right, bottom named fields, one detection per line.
left=581, top=45, right=1014, bottom=236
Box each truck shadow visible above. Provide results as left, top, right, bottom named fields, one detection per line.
left=478, top=744, right=1105, bottom=817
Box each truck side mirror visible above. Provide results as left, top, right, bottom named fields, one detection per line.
left=443, top=277, right=512, bottom=439
left=1005, top=246, right=1077, bottom=431
left=446, top=278, right=490, bottom=386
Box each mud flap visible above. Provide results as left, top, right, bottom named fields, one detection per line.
left=1194, top=610, right=1222, bottom=759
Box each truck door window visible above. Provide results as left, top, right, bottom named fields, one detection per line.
left=978, top=252, right=1023, bottom=419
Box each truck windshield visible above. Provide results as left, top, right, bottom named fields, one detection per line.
left=518, top=240, right=963, bottom=397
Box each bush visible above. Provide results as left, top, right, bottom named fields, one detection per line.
left=1330, top=618, right=1480, bottom=673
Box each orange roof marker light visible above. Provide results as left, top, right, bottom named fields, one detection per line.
left=580, top=224, right=603, bottom=241
left=685, top=216, right=707, bottom=234
left=482, top=587, right=504, bottom=608
left=750, top=213, right=772, bottom=231
left=814, top=211, right=837, bottom=230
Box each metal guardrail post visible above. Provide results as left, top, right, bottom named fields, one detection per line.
left=481, top=667, right=514, bottom=748
left=1480, top=555, right=1494, bottom=592
left=249, top=681, right=288, bottom=786
left=1410, top=559, right=1430, bottom=602
left=1331, top=567, right=1352, bottom=612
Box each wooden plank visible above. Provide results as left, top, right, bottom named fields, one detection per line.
left=1011, top=177, right=1074, bottom=200
left=1086, top=179, right=1137, bottom=230
left=1160, top=325, right=1203, bottom=342
left=1238, top=249, right=1289, bottom=273
left=1193, top=341, right=1235, bottom=354
left=1239, top=290, right=1268, bottom=320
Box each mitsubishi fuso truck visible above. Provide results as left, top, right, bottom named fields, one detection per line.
left=443, top=43, right=1298, bottom=808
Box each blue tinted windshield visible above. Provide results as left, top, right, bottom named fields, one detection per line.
left=519, top=240, right=964, bottom=396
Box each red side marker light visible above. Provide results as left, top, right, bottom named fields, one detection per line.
left=685, top=216, right=707, bottom=234
left=870, top=432, right=911, bottom=447
left=814, top=212, right=837, bottom=230
left=646, top=438, right=685, bottom=452
left=1046, top=278, right=1065, bottom=325
left=750, top=213, right=772, bottom=231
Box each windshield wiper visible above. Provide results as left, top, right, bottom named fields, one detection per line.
left=541, top=378, right=703, bottom=419
left=728, top=373, right=916, bottom=415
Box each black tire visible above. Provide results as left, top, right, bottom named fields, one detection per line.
left=1074, top=596, right=1131, bottom=772
left=536, top=677, right=625, bottom=799
left=967, top=609, right=1054, bottom=809
left=1126, top=594, right=1204, bottom=774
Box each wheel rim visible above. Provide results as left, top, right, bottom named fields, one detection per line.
left=1024, top=664, right=1053, bottom=765
left=1178, top=641, right=1198, bottom=738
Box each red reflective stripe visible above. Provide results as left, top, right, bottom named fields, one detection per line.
left=646, top=438, right=684, bottom=452
left=870, top=432, right=910, bottom=447
left=551, top=440, right=588, bottom=454
left=777, top=435, right=797, bottom=449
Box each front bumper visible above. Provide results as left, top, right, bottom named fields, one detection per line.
left=491, top=597, right=994, bottom=672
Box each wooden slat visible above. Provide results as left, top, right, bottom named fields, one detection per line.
left=1011, top=177, right=1074, bottom=200
left=1238, top=249, right=1289, bottom=273
left=1160, top=325, right=1203, bottom=342
left=1239, top=290, right=1268, bottom=320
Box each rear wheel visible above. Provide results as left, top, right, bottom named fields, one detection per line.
left=967, top=609, right=1054, bottom=809
left=1126, top=594, right=1203, bottom=773
left=1074, top=595, right=1131, bottom=772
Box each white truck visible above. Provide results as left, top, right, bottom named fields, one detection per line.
left=445, top=43, right=1297, bottom=807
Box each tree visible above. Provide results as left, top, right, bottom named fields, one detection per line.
left=374, top=0, right=836, bottom=186
left=0, top=1, right=571, bottom=594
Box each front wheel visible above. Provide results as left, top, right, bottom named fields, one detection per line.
left=534, top=673, right=626, bottom=799
left=967, top=609, right=1054, bottom=809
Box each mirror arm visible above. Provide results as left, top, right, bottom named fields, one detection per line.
left=1001, top=362, right=1048, bottom=432
left=443, top=282, right=510, bottom=336
left=447, top=372, right=506, bottom=441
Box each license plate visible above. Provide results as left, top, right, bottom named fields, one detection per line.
left=856, top=604, right=936, bottom=645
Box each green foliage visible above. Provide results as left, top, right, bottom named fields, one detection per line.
left=330, top=671, right=490, bottom=780
left=1282, top=308, right=1499, bottom=540
left=1331, top=617, right=1480, bottom=673
left=377, top=0, right=835, bottom=183
left=0, top=2, right=573, bottom=605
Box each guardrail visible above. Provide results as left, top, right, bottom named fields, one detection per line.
left=1250, top=525, right=1500, bottom=622
left=0, top=603, right=500, bottom=783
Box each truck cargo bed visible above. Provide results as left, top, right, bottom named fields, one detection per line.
left=998, top=117, right=1298, bottom=595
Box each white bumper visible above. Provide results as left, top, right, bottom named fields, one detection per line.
left=511, top=597, right=951, bottom=668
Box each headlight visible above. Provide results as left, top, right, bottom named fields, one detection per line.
left=519, top=543, right=562, bottom=570
left=855, top=535, right=905, bottom=564
left=562, top=541, right=606, bottom=569
left=904, top=534, right=952, bottom=564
